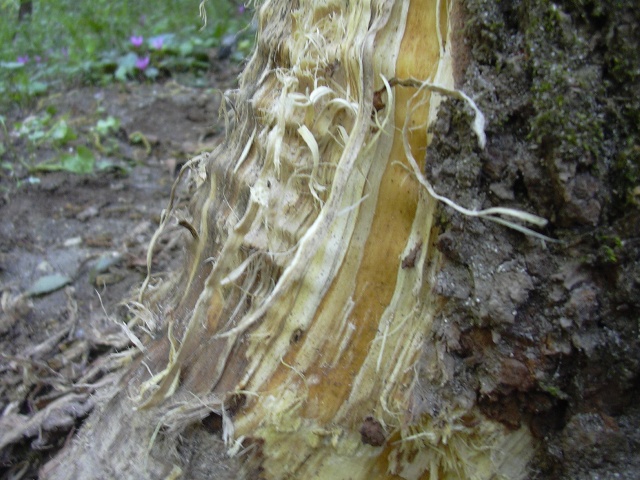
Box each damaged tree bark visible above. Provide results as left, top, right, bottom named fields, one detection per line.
left=42, top=0, right=640, bottom=478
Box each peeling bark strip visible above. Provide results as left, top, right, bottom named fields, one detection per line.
left=44, top=1, right=539, bottom=479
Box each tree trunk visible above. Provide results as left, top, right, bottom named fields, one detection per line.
left=42, top=0, right=640, bottom=479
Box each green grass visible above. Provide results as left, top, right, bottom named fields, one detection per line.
left=0, top=0, right=254, bottom=106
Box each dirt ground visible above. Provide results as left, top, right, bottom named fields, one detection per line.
left=0, top=66, right=239, bottom=478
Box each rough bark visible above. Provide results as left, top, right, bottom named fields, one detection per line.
left=427, top=0, right=640, bottom=477
left=42, top=0, right=639, bottom=478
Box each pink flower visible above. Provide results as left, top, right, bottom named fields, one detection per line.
left=150, top=37, right=164, bottom=50
left=135, top=55, right=150, bottom=70
left=130, top=35, right=144, bottom=48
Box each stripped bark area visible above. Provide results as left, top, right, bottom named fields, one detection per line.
left=43, top=1, right=541, bottom=478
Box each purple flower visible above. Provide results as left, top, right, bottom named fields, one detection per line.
left=135, top=55, right=150, bottom=70
left=130, top=35, right=144, bottom=48
left=17, top=55, right=29, bottom=64
left=237, top=5, right=246, bottom=14
left=35, top=55, right=42, bottom=63
left=150, top=37, right=164, bottom=50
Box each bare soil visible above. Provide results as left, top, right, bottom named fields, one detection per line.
left=0, top=68, right=239, bottom=478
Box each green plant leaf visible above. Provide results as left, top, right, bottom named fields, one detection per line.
left=96, top=159, right=131, bottom=175
left=144, top=66, right=159, bottom=79
left=0, top=61, right=25, bottom=70
left=114, top=64, right=128, bottom=81
left=48, top=119, right=77, bottom=145
left=34, top=145, right=95, bottom=174
left=88, top=252, right=123, bottom=284
left=95, top=116, right=120, bottom=136
left=178, top=41, right=194, bottom=57
left=60, top=145, right=95, bottom=173
left=28, top=129, right=47, bottom=143
left=16, top=113, right=52, bottom=143
left=27, top=81, right=48, bottom=96
left=115, top=52, right=138, bottom=81
left=26, top=273, right=72, bottom=296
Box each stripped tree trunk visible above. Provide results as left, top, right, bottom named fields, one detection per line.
left=42, top=0, right=640, bottom=478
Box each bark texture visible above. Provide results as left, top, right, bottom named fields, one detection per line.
left=429, top=0, right=640, bottom=478
left=42, top=0, right=639, bottom=478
